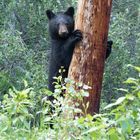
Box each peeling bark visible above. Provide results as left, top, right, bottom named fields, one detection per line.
left=68, top=0, right=112, bottom=115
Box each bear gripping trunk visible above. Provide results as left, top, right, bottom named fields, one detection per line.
left=68, top=0, right=112, bottom=115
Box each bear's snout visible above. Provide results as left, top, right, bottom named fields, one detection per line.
left=58, top=24, right=69, bottom=38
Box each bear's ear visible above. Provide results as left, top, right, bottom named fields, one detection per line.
left=65, top=7, right=74, bottom=17
left=46, top=10, right=55, bottom=20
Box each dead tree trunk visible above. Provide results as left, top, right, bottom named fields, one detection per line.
left=68, top=0, right=112, bottom=115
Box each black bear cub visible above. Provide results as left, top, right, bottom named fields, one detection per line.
left=46, top=7, right=112, bottom=97
left=46, top=7, right=82, bottom=95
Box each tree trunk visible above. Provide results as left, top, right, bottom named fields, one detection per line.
left=68, top=0, right=112, bottom=115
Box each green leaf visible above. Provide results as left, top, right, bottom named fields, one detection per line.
left=117, top=88, right=128, bottom=93
left=82, top=125, right=106, bottom=135
left=81, top=91, right=89, bottom=97
left=126, top=94, right=134, bottom=100
left=109, top=132, right=119, bottom=140
left=127, top=64, right=140, bottom=72
left=104, top=97, right=126, bottom=109
left=124, top=78, right=138, bottom=85
left=23, top=80, right=28, bottom=88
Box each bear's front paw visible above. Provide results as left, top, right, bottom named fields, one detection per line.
left=106, top=40, right=113, bottom=59
left=107, top=40, right=113, bottom=47
left=71, top=29, right=83, bottom=43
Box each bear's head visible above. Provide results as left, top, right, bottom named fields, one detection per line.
left=46, top=7, right=75, bottom=39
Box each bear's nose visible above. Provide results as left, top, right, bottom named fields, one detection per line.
left=59, top=24, right=69, bottom=38
left=60, top=32, right=68, bottom=38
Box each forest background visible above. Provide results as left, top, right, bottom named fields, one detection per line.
left=0, top=0, right=140, bottom=139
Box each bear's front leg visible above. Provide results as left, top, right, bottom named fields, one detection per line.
left=63, top=29, right=83, bottom=52
left=70, top=29, right=83, bottom=43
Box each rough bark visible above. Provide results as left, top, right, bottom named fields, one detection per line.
left=68, top=0, right=112, bottom=115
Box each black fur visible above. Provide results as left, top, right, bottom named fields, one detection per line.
left=46, top=7, right=113, bottom=97
left=46, top=7, right=82, bottom=98
left=106, top=40, right=113, bottom=59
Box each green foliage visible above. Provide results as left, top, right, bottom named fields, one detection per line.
left=0, top=0, right=140, bottom=139
left=0, top=29, right=48, bottom=93
left=103, top=0, right=140, bottom=102
left=0, top=0, right=139, bottom=103
left=0, top=66, right=140, bottom=139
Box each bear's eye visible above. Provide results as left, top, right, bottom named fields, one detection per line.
left=66, top=23, right=70, bottom=26
left=55, top=23, right=59, bottom=27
